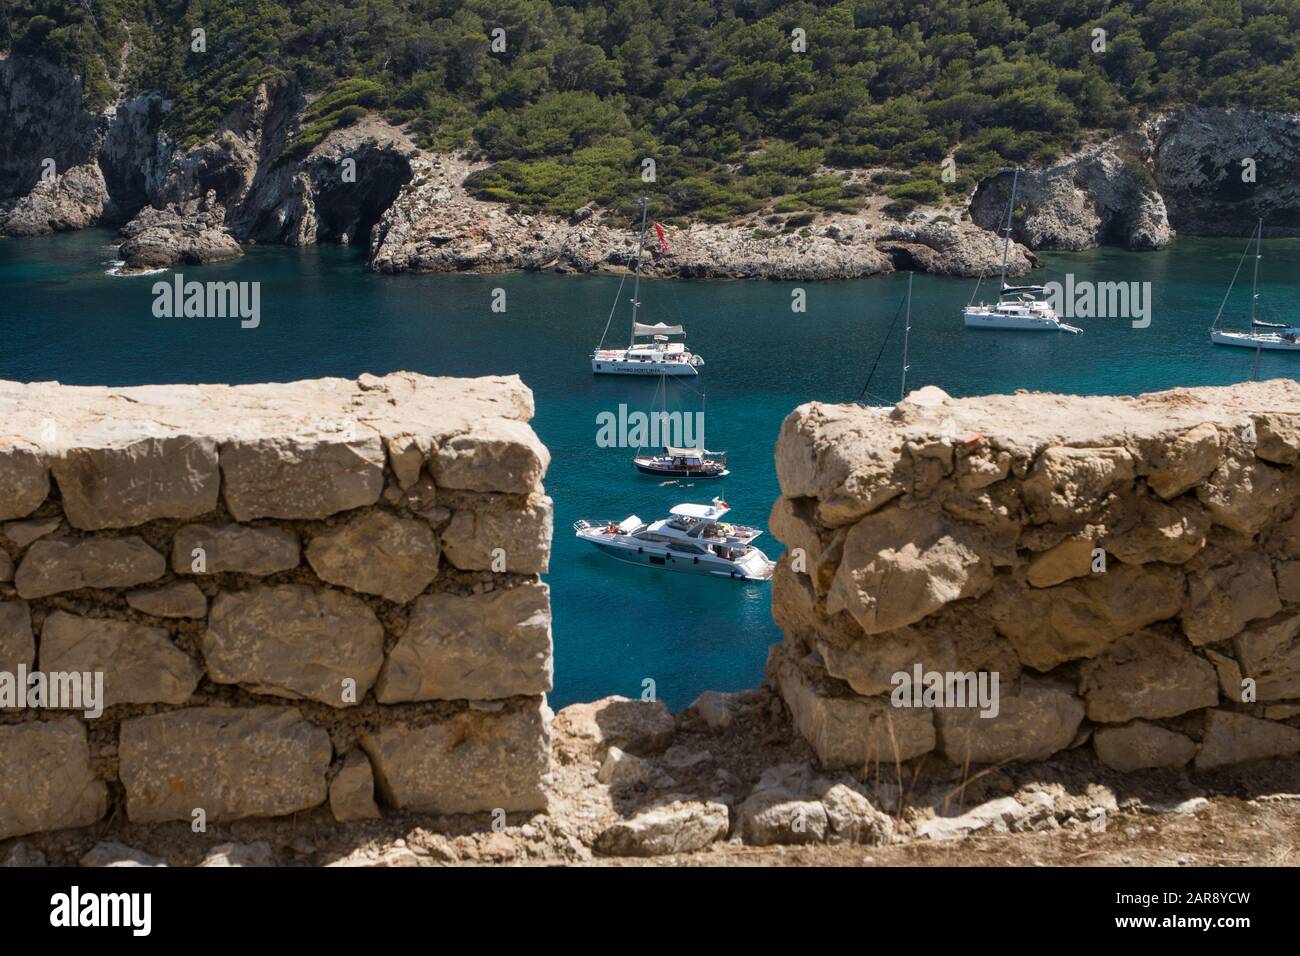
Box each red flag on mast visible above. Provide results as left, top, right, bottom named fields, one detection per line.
left=652, top=222, right=670, bottom=253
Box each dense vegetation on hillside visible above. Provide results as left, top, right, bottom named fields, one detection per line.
left=4, top=1, right=1300, bottom=222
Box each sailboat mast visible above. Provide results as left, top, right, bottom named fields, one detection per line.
left=629, top=197, right=650, bottom=347
left=1250, top=218, right=1262, bottom=326
left=900, top=272, right=913, bottom=402
left=998, top=169, right=1019, bottom=298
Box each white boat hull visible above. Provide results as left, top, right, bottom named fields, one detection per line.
left=963, top=309, right=1068, bottom=332
left=1211, top=330, right=1300, bottom=351
left=591, top=356, right=700, bottom=376
left=576, top=530, right=773, bottom=581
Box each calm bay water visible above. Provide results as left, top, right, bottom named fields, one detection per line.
left=2, top=228, right=1297, bottom=708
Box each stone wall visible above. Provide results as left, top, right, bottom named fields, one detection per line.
left=0, top=372, right=553, bottom=841
left=769, top=380, right=1300, bottom=775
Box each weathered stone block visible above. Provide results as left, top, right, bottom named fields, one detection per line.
left=125, top=581, right=208, bottom=618
left=934, top=679, right=1084, bottom=765
left=0, top=720, right=108, bottom=839
left=51, top=437, right=220, bottom=529
left=14, top=536, right=166, bottom=598
left=1195, top=708, right=1300, bottom=770
left=767, top=645, right=934, bottom=769
left=440, top=493, right=552, bottom=574
left=1093, top=721, right=1197, bottom=771
left=119, top=707, right=332, bottom=823
left=204, top=585, right=384, bottom=707
left=306, top=510, right=439, bottom=602
left=1079, top=631, right=1219, bottom=722
left=361, top=702, right=550, bottom=814
left=1183, top=552, right=1281, bottom=645
left=39, top=611, right=200, bottom=707
left=220, top=435, right=385, bottom=520
left=1232, top=612, right=1300, bottom=700
left=172, top=523, right=299, bottom=576
left=0, top=443, right=49, bottom=521
left=430, top=419, right=549, bottom=494
left=329, top=750, right=381, bottom=822
left=376, top=582, right=552, bottom=702
left=0, top=600, right=33, bottom=673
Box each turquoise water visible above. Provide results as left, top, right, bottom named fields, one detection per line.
left=2, top=228, right=1298, bottom=708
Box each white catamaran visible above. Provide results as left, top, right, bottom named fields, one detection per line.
left=1210, top=219, right=1300, bottom=354
left=963, top=169, right=1081, bottom=334
left=592, top=198, right=704, bottom=376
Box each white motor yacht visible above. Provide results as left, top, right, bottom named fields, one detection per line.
left=591, top=197, right=704, bottom=376
left=574, top=497, right=774, bottom=581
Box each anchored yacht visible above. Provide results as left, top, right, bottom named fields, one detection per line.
left=1210, top=219, right=1300, bottom=353
left=574, top=498, right=773, bottom=580
left=633, top=445, right=729, bottom=478
left=591, top=197, right=704, bottom=376
left=963, top=169, right=1081, bottom=334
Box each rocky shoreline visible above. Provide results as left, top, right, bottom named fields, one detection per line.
left=2, top=53, right=1299, bottom=279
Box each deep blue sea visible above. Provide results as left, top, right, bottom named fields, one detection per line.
left=2, top=228, right=1297, bottom=708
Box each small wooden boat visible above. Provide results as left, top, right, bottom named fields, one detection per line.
left=632, top=446, right=729, bottom=478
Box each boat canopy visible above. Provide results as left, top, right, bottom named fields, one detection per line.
left=617, top=515, right=642, bottom=533
left=633, top=322, right=684, bottom=336
left=670, top=501, right=729, bottom=519
left=1001, top=284, right=1047, bottom=295
left=664, top=445, right=706, bottom=457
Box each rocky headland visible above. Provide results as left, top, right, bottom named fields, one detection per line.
left=4, top=53, right=1299, bottom=278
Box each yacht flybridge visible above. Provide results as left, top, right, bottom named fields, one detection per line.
left=963, top=169, right=1081, bottom=334
left=592, top=198, right=704, bottom=376
left=1210, top=219, right=1300, bottom=353
left=574, top=498, right=774, bottom=580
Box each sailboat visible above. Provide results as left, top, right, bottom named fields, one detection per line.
left=591, top=198, right=705, bottom=376
left=963, top=169, right=1082, bottom=334
left=631, top=372, right=729, bottom=478
left=1210, top=219, right=1300, bottom=352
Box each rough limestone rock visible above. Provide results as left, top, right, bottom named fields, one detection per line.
left=0, top=720, right=108, bottom=839
left=51, top=437, right=220, bottom=529
left=917, top=793, right=1058, bottom=840
left=593, top=799, right=731, bottom=857
left=80, top=842, right=167, bottom=868
left=987, top=563, right=1184, bottom=670
left=552, top=696, right=676, bottom=756
left=1197, top=454, right=1297, bottom=535
left=1195, top=709, right=1300, bottom=771
left=172, top=523, right=300, bottom=575
left=1232, top=613, right=1300, bottom=701
left=431, top=418, right=550, bottom=495
left=1078, top=631, right=1220, bottom=723
left=0, top=444, right=49, bottom=520
left=827, top=507, right=993, bottom=635
left=1093, top=721, right=1198, bottom=772
left=221, top=434, right=387, bottom=521
left=767, top=646, right=935, bottom=768
left=1022, top=446, right=1136, bottom=524
left=125, top=581, right=208, bottom=619
left=40, top=611, right=201, bottom=707
left=1102, top=497, right=1209, bottom=565
left=119, top=707, right=332, bottom=823
left=1026, top=536, right=1095, bottom=587
left=200, top=842, right=274, bottom=867
left=361, top=702, right=551, bottom=814
left=1, top=163, right=108, bottom=236
left=1182, top=552, right=1282, bottom=646
left=2, top=515, right=61, bottom=548
left=440, top=493, right=552, bottom=574
left=204, top=585, right=385, bottom=707
left=329, top=750, right=381, bottom=822
left=738, top=763, right=893, bottom=847
left=306, top=510, right=440, bottom=602
left=969, top=144, right=1173, bottom=251
left=1146, top=423, right=1224, bottom=499
left=934, top=680, right=1084, bottom=765
left=376, top=582, right=552, bottom=702
left=14, top=536, right=166, bottom=598
left=0, top=600, right=33, bottom=673
left=117, top=199, right=243, bottom=268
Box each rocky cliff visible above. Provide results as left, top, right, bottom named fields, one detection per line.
left=769, top=381, right=1300, bottom=777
